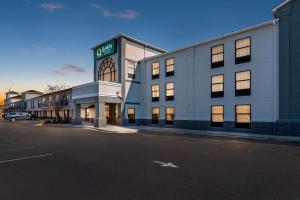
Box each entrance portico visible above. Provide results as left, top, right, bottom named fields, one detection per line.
left=72, top=81, right=123, bottom=127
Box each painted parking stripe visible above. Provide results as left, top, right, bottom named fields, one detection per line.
left=0, top=142, right=21, bottom=146
left=0, top=154, right=53, bottom=164
left=153, top=161, right=180, bottom=168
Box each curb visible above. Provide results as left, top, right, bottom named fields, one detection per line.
left=139, top=129, right=300, bottom=145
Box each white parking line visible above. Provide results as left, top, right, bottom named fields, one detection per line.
left=153, top=161, right=180, bottom=168
left=0, top=142, right=20, bottom=146
left=0, top=154, right=53, bottom=165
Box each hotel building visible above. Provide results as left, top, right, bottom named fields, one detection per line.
left=72, top=0, right=300, bottom=136
left=4, top=0, right=300, bottom=136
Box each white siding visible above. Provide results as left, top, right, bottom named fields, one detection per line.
left=139, top=23, right=277, bottom=123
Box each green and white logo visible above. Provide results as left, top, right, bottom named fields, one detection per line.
left=95, top=40, right=116, bottom=60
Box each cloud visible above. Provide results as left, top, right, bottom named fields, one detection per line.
left=50, top=64, right=88, bottom=76
left=90, top=4, right=139, bottom=19
left=62, top=64, right=87, bottom=73
left=40, top=3, right=64, bottom=11
left=90, top=4, right=112, bottom=17
left=50, top=70, right=65, bottom=75
left=117, top=10, right=139, bottom=19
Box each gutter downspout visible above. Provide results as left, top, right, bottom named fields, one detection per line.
left=273, top=19, right=279, bottom=135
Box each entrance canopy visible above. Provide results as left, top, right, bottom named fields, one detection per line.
left=72, top=81, right=123, bottom=127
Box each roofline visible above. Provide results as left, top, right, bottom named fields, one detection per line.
left=22, top=90, right=43, bottom=94
left=8, top=95, right=22, bottom=99
left=272, top=0, right=293, bottom=15
left=42, top=88, right=72, bottom=96
left=24, top=88, right=72, bottom=101
left=140, top=20, right=278, bottom=62
left=91, top=33, right=167, bottom=53
left=5, top=91, right=19, bottom=94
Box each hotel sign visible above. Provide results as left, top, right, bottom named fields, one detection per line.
left=95, top=40, right=117, bottom=60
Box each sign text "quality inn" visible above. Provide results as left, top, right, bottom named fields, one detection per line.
left=95, top=40, right=117, bottom=60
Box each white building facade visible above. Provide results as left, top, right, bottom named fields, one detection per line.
left=133, top=21, right=279, bottom=135
left=71, top=19, right=282, bottom=135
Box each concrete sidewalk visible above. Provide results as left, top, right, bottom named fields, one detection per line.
left=135, top=126, right=300, bottom=144
left=74, top=124, right=300, bottom=144
left=73, top=124, right=139, bottom=134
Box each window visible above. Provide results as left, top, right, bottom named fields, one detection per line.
left=211, top=44, right=224, bottom=68
left=165, top=58, right=174, bottom=76
left=166, top=82, right=174, bottom=101
left=152, top=85, right=160, bottom=102
left=165, top=107, right=175, bottom=125
left=152, top=62, right=160, bottom=79
left=211, top=74, right=224, bottom=98
left=127, top=61, right=136, bottom=79
left=236, top=105, right=251, bottom=128
left=235, top=37, right=251, bottom=64
left=211, top=106, right=224, bottom=127
left=98, top=57, right=116, bottom=82
left=235, top=71, right=251, bottom=96
left=127, top=108, right=135, bottom=124
left=152, top=107, right=160, bottom=124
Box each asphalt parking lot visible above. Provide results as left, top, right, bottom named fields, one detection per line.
left=0, top=120, right=300, bottom=200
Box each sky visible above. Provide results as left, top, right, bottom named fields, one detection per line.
left=0, top=0, right=283, bottom=104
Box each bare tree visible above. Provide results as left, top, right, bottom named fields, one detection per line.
left=45, top=84, right=70, bottom=122
left=45, top=84, right=70, bottom=94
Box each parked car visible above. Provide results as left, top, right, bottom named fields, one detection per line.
left=5, top=112, right=31, bottom=121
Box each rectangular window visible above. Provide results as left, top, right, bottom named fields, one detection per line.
left=127, top=108, right=135, bottom=124
left=165, top=107, right=175, bottom=125
left=235, top=105, right=251, bottom=128
left=165, top=58, right=174, bottom=77
left=152, top=107, right=160, bottom=124
left=211, top=74, right=224, bottom=98
left=211, top=44, right=224, bottom=68
left=235, top=37, right=251, bottom=64
left=152, top=85, right=160, bottom=102
left=127, top=61, right=136, bottom=79
left=165, top=82, right=174, bottom=101
left=211, top=105, right=224, bottom=127
left=235, top=70, right=251, bottom=96
left=152, top=61, right=160, bottom=79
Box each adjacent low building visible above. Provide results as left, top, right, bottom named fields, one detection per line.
left=5, top=90, right=43, bottom=112
left=4, top=89, right=72, bottom=121
left=25, top=89, right=72, bottom=121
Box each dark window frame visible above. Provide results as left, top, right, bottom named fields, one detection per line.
left=235, top=104, right=251, bottom=129
left=127, top=61, right=136, bottom=80
left=235, top=70, right=251, bottom=96
left=152, top=61, right=160, bottom=80
left=151, top=84, right=160, bottom=102
left=165, top=82, right=175, bottom=101
left=165, top=107, right=175, bottom=125
left=235, top=37, right=251, bottom=64
left=152, top=107, right=160, bottom=124
left=98, top=57, right=116, bottom=82
left=127, top=108, right=136, bottom=124
left=165, top=57, right=175, bottom=77
left=211, top=105, right=224, bottom=127
left=211, top=44, right=224, bottom=68
left=211, top=74, right=224, bottom=98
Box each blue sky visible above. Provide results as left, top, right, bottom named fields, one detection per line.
left=0, top=0, right=283, bottom=99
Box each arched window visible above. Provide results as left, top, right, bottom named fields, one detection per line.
left=98, top=57, right=116, bottom=82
